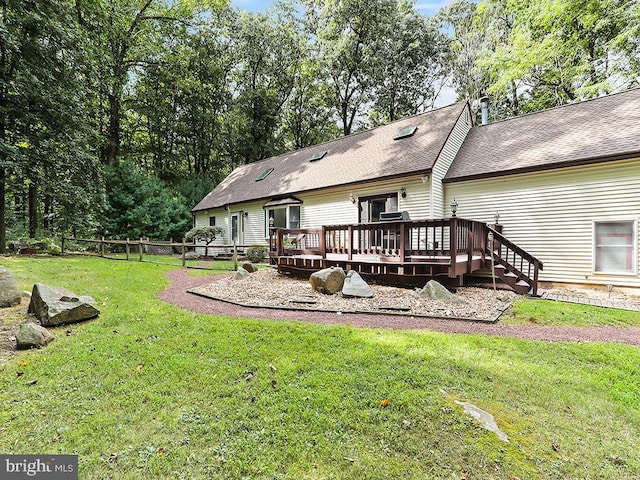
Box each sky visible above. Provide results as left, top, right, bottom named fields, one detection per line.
left=232, top=0, right=453, bottom=17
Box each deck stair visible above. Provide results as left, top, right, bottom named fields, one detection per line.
left=486, top=227, right=543, bottom=295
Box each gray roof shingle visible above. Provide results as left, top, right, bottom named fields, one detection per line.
left=193, top=101, right=469, bottom=211
left=445, top=88, right=640, bottom=182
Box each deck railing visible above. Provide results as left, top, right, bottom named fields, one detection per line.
left=269, top=218, right=543, bottom=294
left=269, top=218, right=488, bottom=264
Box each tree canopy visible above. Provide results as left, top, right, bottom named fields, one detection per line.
left=0, top=0, right=638, bottom=248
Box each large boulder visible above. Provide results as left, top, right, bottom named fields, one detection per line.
left=0, top=266, right=22, bottom=307
left=241, top=262, right=258, bottom=273
left=309, top=267, right=346, bottom=295
left=414, top=280, right=466, bottom=303
left=28, top=283, right=100, bottom=326
left=341, top=271, right=374, bottom=298
left=16, top=323, right=56, bottom=349
left=231, top=267, right=250, bottom=280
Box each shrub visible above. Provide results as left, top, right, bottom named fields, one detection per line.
left=246, top=246, right=267, bottom=263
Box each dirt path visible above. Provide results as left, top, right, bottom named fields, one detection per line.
left=158, top=269, right=640, bottom=346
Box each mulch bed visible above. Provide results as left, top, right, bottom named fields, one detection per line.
left=158, top=269, right=640, bottom=346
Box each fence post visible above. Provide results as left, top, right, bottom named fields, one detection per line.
left=233, top=240, right=238, bottom=271
left=182, top=237, right=186, bottom=267
left=138, top=238, right=143, bottom=262
left=100, top=236, right=105, bottom=257
left=126, top=238, right=130, bottom=261
left=61, top=235, right=65, bottom=254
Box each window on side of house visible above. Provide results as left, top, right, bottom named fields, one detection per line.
left=594, top=221, right=636, bottom=274
left=209, top=216, right=216, bottom=226
left=358, top=193, right=399, bottom=223
left=266, top=205, right=301, bottom=232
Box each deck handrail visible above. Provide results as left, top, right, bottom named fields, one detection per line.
left=487, top=225, right=544, bottom=295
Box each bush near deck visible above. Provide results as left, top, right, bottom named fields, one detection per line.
left=0, top=257, right=638, bottom=480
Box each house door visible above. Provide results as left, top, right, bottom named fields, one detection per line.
left=231, top=212, right=244, bottom=245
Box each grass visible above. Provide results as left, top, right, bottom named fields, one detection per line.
left=0, top=256, right=639, bottom=479
left=503, top=296, right=640, bottom=327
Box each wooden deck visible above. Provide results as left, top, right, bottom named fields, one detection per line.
left=269, top=218, right=544, bottom=294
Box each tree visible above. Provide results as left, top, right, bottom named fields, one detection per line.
left=102, top=161, right=191, bottom=240
left=185, top=225, right=224, bottom=257
left=370, top=4, right=449, bottom=124
left=0, top=0, right=99, bottom=249
left=304, top=0, right=397, bottom=135
left=77, top=0, right=214, bottom=166
left=227, top=8, right=304, bottom=163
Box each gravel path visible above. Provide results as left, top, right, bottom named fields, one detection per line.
left=158, top=269, right=640, bottom=346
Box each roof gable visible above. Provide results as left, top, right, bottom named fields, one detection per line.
left=445, top=88, right=640, bottom=182
left=193, top=101, right=469, bottom=211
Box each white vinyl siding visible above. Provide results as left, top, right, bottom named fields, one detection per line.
left=444, top=158, right=640, bottom=287
left=431, top=106, right=472, bottom=218
left=301, top=176, right=430, bottom=227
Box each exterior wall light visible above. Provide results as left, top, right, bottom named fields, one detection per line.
left=350, top=193, right=356, bottom=204
left=400, top=186, right=407, bottom=198
left=450, top=198, right=458, bottom=217
left=494, top=212, right=500, bottom=225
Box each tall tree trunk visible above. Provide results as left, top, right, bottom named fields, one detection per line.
left=0, top=167, right=5, bottom=253
left=106, top=91, right=120, bottom=166
left=28, top=182, right=37, bottom=238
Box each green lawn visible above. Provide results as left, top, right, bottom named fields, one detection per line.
left=1, top=256, right=639, bottom=479
left=503, top=296, right=640, bottom=327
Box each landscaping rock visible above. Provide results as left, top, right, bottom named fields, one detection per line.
left=28, top=283, right=100, bottom=326
left=414, top=280, right=466, bottom=303
left=0, top=266, right=22, bottom=307
left=231, top=267, right=250, bottom=280
left=16, top=323, right=56, bottom=349
left=455, top=400, right=509, bottom=443
left=342, top=271, right=374, bottom=298
left=241, top=262, right=258, bottom=273
left=309, top=267, right=346, bottom=295
left=182, top=251, right=200, bottom=260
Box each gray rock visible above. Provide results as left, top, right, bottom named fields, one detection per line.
left=455, top=400, right=509, bottom=442
left=241, top=262, right=258, bottom=273
left=309, top=267, right=346, bottom=295
left=231, top=267, right=250, bottom=280
left=414, top=280, right=466, bottom=303
left=342, top=271, right=374, bottom=298
left=0, top=266, right=22, bottom=307
left=182, top=251, right=200, bottom=260
left=28, top=283, right=100, bottom=326
left=16, top=323, right=56, bottom=349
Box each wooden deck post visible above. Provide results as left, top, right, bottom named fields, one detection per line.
left=449, top=218, right=457, bottom=277
left=320, top=226, right=326, bottom=259
left=467, top=222, right=473, bottom=273
left=348, top=225, right=353, bottom=260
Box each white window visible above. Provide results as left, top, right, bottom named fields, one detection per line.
left=594, top=221, right=636, bottom=274
left=266, top=205, right=301, bottom=232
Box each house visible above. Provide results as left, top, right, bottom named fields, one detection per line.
left=192, top=88, right=640, bottom=291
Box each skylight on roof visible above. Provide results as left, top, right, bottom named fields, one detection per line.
left=394, top=125, right=417, bottom=140
left=255, top=167, right=274, bottom=182
left=309, top=151, right=327, bottom=162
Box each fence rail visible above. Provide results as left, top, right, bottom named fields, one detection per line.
left=61, top=236, right=268, bottom=270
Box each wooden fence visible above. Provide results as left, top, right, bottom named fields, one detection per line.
left=61, top=236, right=267, bottom=270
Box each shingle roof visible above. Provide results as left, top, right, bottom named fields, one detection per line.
left=192, top=101, right=469, bottom=211
left=445, top=88, right=640, bottom=183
